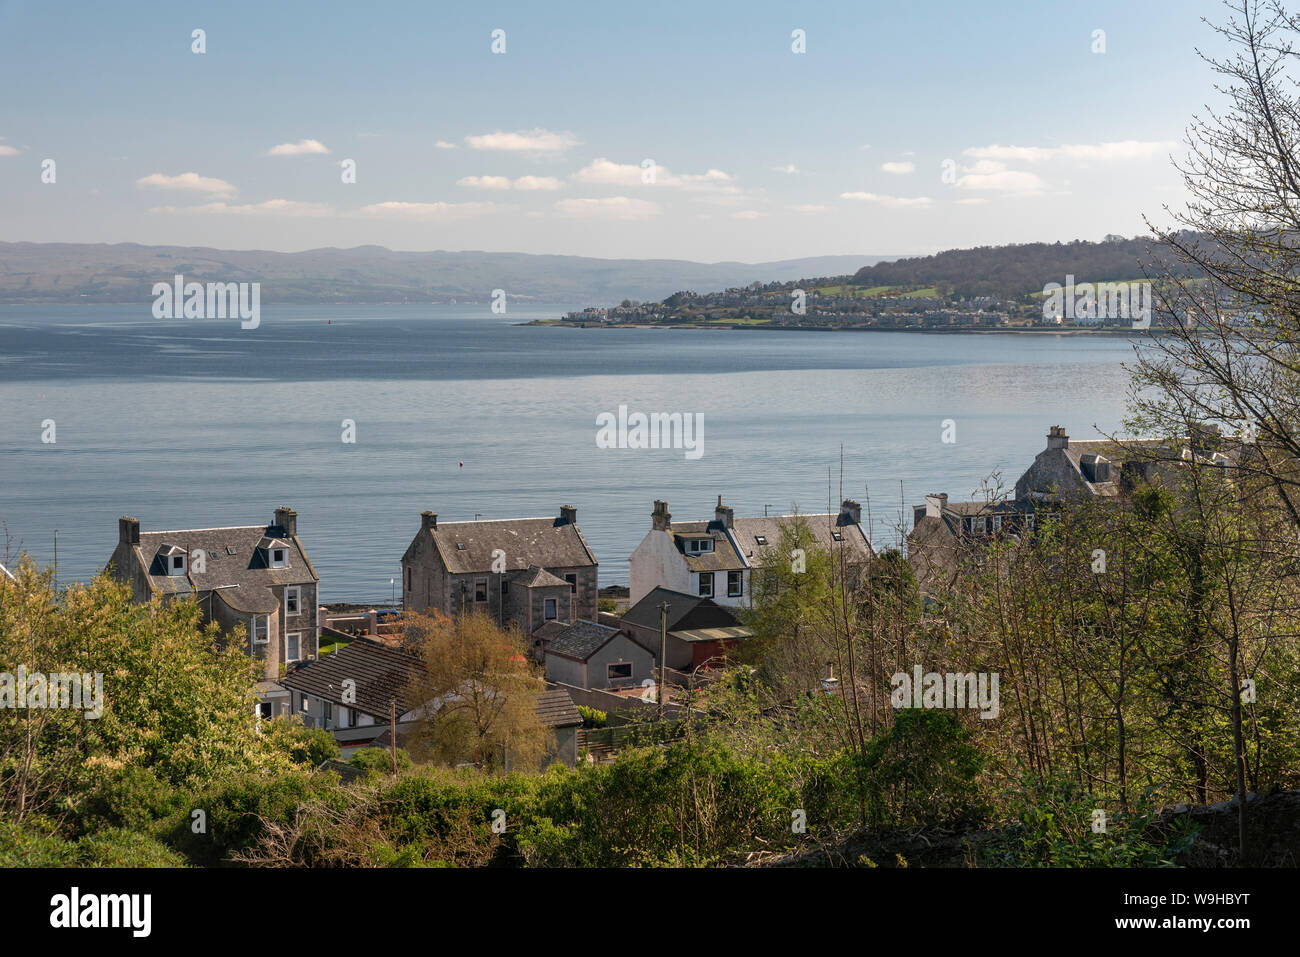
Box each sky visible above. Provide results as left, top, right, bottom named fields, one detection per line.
left=0, top=0, right=1230, bottom=262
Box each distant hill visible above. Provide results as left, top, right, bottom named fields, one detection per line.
left=0, top=242, right=893, bottom=305
left=847, top=236, right=1196, bottom=299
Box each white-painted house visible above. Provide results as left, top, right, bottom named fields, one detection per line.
left=628, top=497, right=873, bottom=608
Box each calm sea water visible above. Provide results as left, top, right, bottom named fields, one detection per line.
left=0, top=304, right=1141, bottom=597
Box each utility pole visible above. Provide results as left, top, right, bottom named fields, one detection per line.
left=658, top=600, right=669, bottom=720
left=53, top=529, right=58, bottom=593
left=389, top=698, right=398, bottom=774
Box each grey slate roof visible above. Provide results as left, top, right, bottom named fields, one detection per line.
left=666, top=521, right=746, bottom=572
left=546, top=619, right=621, bottom=662
left=424, top=516, right=597, bottom=575
left=281, top=638, right=424, bottom=718
left=536, top=688, right=582, bottom=728
left=621, top=587, right=740, bottom=633
left=730, top=513, right=873, bottom=568
left=130, top=522, right=316, bottom=612
left=513, top=564, right=570, bottom=589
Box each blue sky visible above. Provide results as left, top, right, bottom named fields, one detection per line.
left=0, top=0, right=1228, bottom=261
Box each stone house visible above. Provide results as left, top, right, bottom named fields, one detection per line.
left=106, top=507, right=319, bottom=716
left=543, top=619, right=657, bottom=691
left=400, top=505, right=598, bottom=638
left=628, top=496, right=873, bottom=608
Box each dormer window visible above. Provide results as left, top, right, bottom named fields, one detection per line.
left=685, top=538, right=713, bottom=554
left=160, top=544, right=187, bottom=576
left=754, top=535, right=768, bottom=546
left=270, top=548, right=287, bottom=568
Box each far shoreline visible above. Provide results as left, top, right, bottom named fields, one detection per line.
left=518, top=319, right=1166, bottom=336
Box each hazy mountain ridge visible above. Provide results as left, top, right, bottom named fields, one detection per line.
left=0, top=242, right=892, bottom=305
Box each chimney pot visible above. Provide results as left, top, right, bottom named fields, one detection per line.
left=274, top=506, right=297, bottom=537
left=119, top=516, right=140, bottom=546
left=422, top=511, right=438, bottom=531
left=1047, top=425, right=1070, bottom=450
left=560, top=505, right=577, bottom=525
left=651, top=500, right=672, bottom=532
left=714, top=498, right=734, bottom=529
left=840, top=498, right=862, bottom=525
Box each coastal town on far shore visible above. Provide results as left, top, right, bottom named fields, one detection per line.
left=549, top=276, right=1159, bottom=332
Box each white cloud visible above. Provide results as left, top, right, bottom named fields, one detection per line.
left=955, top=197, right=989, bottom=205
left=963, top=140, right=1173, bottom=163
left=0, top=138, right=18, bottom=157
left=954, top=159, right=1048, bottom=193
left=149, top=199, right=332, bottom=216
left=266, top=139, right=331, bottom=156
left=136, top=172, right=237, bottom=197
left=457, top=175, right=513, bottom=190
left=357, top=201, right=504, bottom=220
left=571, top=158, right=653, bottom=186
left=789, top=204, right=826, bottom=213
left=554, top=196, right=660, bottom=219
left=466, top=128, right=579, bottom=153
left=570, top=159, right=740, bottom=199
left=435, top=140, right=458, bottom=150
left=512, top=175, right=562, bottom=191
left=458, top=174, right=562, bottom=191
left=841, top=191, right=933, bottom=208
left=881, top=161, right=915, bottom=175
left=772, top=163, right=799, bottom=174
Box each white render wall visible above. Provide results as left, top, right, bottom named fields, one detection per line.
left=628, top=529, right=691, bottom=604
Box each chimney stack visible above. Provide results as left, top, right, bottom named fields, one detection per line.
left=422, top=511, right=438, bottom=531
left=714, top=495, right=734, bottom=529
left=1047, top=425, right=1070, bottom=450
left=840, top=499, right=862, bottom=525
left=119, top=516, right=140, bottom=546
left=368, top=608, right=380, bottom=634
left=924, top=493, right=949, bottom=518
left=274, top=506, right=297, bottom=537
left=651, top=500, right=671, bottom=532
left=560, top=505, right=577, bottom=526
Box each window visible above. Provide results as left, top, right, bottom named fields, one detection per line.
left=831, top=530, right=843, bottom=542
left=754, top=535, right=768, bottom=546
left=607, top=662, right=633, bottom=683
left=727, top=570, right=743, bottom=597
left=270, top=548, right=287, bottom=568
left=474, top=579, right=488, bottom=602
left=544, top=598, right=558, bottom=620
left=565, top=573, right=577, bottom=594
left=699, top=572, right=714, bottom=598
left=992, top=515, right=1002, bottom=532
left=323, top=700, right=332, bottom=724
left=170, top=553, right=186, bottom=575
left=299, top=693, right=309, bottom=713
left=685, top=538, right=713, bottom=554
left=974, top=517, right=987, bottom=534
left=257, top=701, right=273, bottom=720
left=285, top=586, right=300, bottom=617
left=501, top=578, right=510, bottom=595
left=286, top=632, right=302, bottom=663
left=251, top=615, right=268, bottom=644
left=1026, top=514, right=1036, bottom=532
left=340, top=706, right=354, bottom=729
